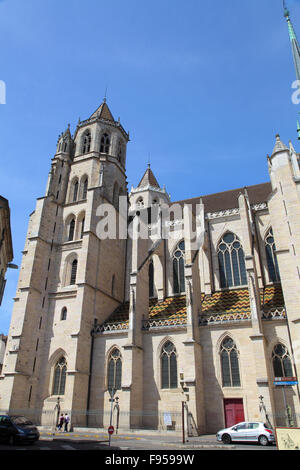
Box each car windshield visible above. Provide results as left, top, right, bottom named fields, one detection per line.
left=11, top=416, right=33, bottom=426
left=264, top=423, right=273, bottom=429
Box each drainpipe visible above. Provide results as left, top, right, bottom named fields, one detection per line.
left=86, top=319, right=97, bottom=427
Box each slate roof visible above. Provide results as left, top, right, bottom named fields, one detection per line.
left=173, top=182, right=272, bottom=214
left=137, top=165, right=161, bottom=189
left=89, top=100, right=115, bottom=122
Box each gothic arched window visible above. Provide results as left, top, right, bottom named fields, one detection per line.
left=161, top=341, right=178, bottom=389
left=61, top=307, right=67, bottom=321
left=73, top=181, right=79, bottom=202
left=217, top=232, right=247, bottom=288
left=70, top=259, right=78, bottom=285
left=100, top=133, right=110, bottom=154
left=68, top=219, right=75, bottom=241
left=220, top=337, right=241, bottom=387
left=80, top=217, right=85, bottom=239
left=173, top=240, right=185, bottom=294
left=82, top=131, right=91, bottom=154
left=107, top=348, right=122, bottom=391
left=117, top=140, right=124, bottom=163
left=272, top=343, right=293, bottom=378
left=149, top=260, right=154, bottom=298
left=265, top=228, right=280, bottom=283
left=52, top=357, right=67, bottom=395
left=112, top=182, right=119, bottom=209
left=82, top=178, right=88, bottom=199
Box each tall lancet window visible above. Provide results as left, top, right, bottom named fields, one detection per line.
left=68, top=219, right=75, bottom=241
left=52, top=357, right=67, bottom=395
left=217, top=232, right=247, bottom=288
left=220, top=337, right=241, bottom=387
left=149, top=260, right=154, bottom=298
left=100, top=133, right=110, bottom=154
left=82, top=131, right=91, bottom=154
left=161, top=341, right=178, bottom=389
left=107, top=348, right=122, bottom=390
left=272, top=344, right=293, bottom=378
left=80, top=217, right=85, bottom=239
left=70, top=259, right=78, bottom=285
left=82, top=178, right=88, bottom=199
left=173, top=240, right=185, bottom=294
left=73, top=181, right=79, bottom=202
left=265, top=228, right=280, bottom=283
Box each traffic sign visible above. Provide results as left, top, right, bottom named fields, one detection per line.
left=274, top=377, right=298, bottom=386
left=274, top=377, right=297, bottom=382
left=108, top=425, right=114, bottom=435
left=274, top=381, right=298, bottom=386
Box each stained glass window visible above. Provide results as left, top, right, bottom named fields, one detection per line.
left=53, top=357, right=67, bottom=395
left=161, top=341, right=178, bottom=389
left=173, top=240, right=185, bottom=294
left=272, top=344, right=293, bottom=378
left=107, top=349, right=122, bottom=391
left=220, top=337, right=241, bottom=387
left=265, top=228, right=280, bottom=283
left=218, top=232, right=247, bottom=288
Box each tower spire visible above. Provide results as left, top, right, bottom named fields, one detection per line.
left=283, top=1, right=300, bottom=140
left=283, top=1, right=300, bottom=82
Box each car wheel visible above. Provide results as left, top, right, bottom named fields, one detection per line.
left=222, top=434, right=231, bottom=444
left=258, top=435, right=269, bottom=446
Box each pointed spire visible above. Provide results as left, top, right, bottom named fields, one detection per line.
left=89, top=99, right=115, bottom=122
left=283, top=1, right=300, bottom=83
left=137, top=165, right=161, bottom=189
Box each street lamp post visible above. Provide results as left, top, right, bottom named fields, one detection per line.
left=114, top=396, right=120, bottom=435
left=108, top=388, right=116, bottom=446
left=54, top=396, right=60, bottom=433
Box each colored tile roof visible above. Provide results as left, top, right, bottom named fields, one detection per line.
left=101, top=284, right=285, bottom=330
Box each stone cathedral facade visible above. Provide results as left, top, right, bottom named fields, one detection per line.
left=1, top=8, right=300, bottom=435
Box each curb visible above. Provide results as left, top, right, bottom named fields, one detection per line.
left=164, top=442, right=236, bottom=450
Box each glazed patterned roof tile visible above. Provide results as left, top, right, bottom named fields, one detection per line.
left=102, top=284, right=285, bottom=326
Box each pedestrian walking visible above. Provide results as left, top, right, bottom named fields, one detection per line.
left=58, top=414, right=64, bottom=431
left=64, top=413, right=70, bottom=432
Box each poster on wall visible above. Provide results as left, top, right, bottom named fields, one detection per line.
left=275, top=427, right=300, bottom=450
left=163, top=412, right=172, bottom=426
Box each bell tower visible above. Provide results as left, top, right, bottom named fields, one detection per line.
left=0, top=100, right=130, bottom=425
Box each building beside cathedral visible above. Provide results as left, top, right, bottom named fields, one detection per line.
left=1, top=6, right=300, bottom=435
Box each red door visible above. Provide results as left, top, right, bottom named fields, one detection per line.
left=224, top=399, right=245, bottom=428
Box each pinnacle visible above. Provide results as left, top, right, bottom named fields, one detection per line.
left=272, top=134, right=288, bottom=155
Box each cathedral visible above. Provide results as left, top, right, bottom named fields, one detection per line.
left=1, top=6, right=300, bottom=435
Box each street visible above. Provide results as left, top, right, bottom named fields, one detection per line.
left=0, top=429, right=278, bottom=451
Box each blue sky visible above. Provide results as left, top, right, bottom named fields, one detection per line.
left=0, top=0, right=300, bottom=334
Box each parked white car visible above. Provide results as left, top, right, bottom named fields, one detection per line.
left=216, top=422, right=275, bottom=446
